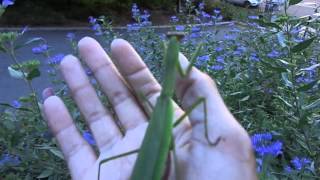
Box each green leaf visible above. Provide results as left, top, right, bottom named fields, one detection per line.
left=0, top=103, right=31, bottom=111
left=26, top=68, right=40, bottom=80
left=281, top=73, right=293, bottom=88
left=274, top=95, right=293, bottom=108
left=49, top=148, right=64, bottom=160
left=291, top=37, right=316, bottom=53
left=277, top=59, right=295, bottom=67
left=240, top=95, right=250, bottom=102
left=302, top=98, right=320, bottom=110
left=0, top=45, right=6, bottom=52
left=297, top=80, right=319, bottom=91
left=37, top=169, right=53, bottom=179
left=256, top=19, right=281, bottom=30
left=301, top=63, right=320, bottom=71
left=289, top=0, right=303, bottom=6
left=15, top=37, right=45, bottom=50
left=260, top=60, right=287, bottom=73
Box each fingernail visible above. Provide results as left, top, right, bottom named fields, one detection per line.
left=42, top=87, right=54, bottom=101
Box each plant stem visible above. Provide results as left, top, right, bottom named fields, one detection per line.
left=9, top=44, right=42, bottom=118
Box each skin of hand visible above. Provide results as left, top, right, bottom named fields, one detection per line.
left=42, top=37, right=257, bottom=180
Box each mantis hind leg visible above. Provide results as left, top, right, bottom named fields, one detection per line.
left=98, top=149, right=139, bottom=180
left=173, top=97, right=221, bottom=146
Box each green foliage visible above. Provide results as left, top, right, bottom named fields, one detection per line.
left=10, top=60, right=41, bottom=80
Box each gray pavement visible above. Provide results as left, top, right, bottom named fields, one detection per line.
left=0, top=29, right=97, bottom=103
left=288, top=0, right=319, bottom=17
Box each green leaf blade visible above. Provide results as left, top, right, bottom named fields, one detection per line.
left=291, top=37, right=316, bottom=53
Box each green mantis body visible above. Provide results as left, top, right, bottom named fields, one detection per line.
left=130, top=36, right=179, bottom=180
left=98, top=35, right=220, bottom=180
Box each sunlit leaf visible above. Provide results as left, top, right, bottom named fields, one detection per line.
left=8, top=66, right=25, bottom=79
left=37, top=169, right=53, bottom=179
left=281, top=73, right=293, bottom=88
left=302, top=98, right=320, bottom=110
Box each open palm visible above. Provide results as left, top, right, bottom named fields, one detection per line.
left=43, top=37, right=256, bottom=180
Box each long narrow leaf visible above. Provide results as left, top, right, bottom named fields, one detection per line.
left=291, top=37, right=316, bottom=53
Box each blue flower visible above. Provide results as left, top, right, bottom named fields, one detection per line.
left=233, top=50, right=242, bottom=56
left=197, top=55, right=210, bottom=62
left=291, top=157, right=311, bottom=170
left=1, top=0, right=14, bottom=8
left=198, top=2, right=205, bottom=10
left=175, top=25, right=185, bottom=31
left=248, top=15, right=259, bottom=20
left=82, top=131, right=96, bottom=145
left=0, top=153, right=20, bottom=167
left=88, top=16, right=97, bottom=25
left=170, top=16, right=179, bottom=23
left=210, top=64, right=224, bottom=71
left=92, top=24, right=101, bottom=31
left=66, top=32, right=75, bottom=41
left=141, top=10, right=150, bottom=22
left=190, top=32, right=200, bottom=38
left=11, top=100, right=21, bottom=108
left=267, top=50, right=281, bottom=58
left=215, top=46, right=223, bottom=52
left=48, top=54, right=65, bottom=65
left=223, top=34, right=236, bottom=40
left=251, top=133, right=272, bottom=145
left=32, top=44, right=49, bottom=54
left=256, top=158, right=263, bottom=172
left=191, top=26, right=201, bottom=33
left=132, top=3, right=140, bottom=20
left=284, top=166, right=292, bottom=173
left=216, top=56, right=224, bottom=63
left=213, top=8, right=221, bottom=15
left=201, top=11, right=211, bottom=19
left=250, top=53, right=260, bottom=62
left=251, top=132, right=282, bottom=157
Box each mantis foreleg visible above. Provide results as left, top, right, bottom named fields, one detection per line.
left=98, top=149, right=139, bottom=180
left=174, top=97, right=221, bottom=146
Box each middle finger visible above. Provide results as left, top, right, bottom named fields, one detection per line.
left=78, top=37, right=147, bottom=131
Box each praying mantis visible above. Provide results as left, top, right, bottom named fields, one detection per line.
left=98, top=33, right=221, bottom=180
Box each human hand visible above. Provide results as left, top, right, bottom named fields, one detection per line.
left=42, top=37, right=257, bottom=180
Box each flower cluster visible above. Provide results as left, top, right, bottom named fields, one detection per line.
left=48, top=53, right=65, bottom=65
left=251, top=132, right=283, bottom=157
left=88, top=16, right=103, bottom=36
left=1, top=0, right=14, bottom=8
left=32, top=44, right=49, bottom=54
left=0, top=153, right=20, bottom=167
left=127, top=4, right=151, bottom=32
left=285, top=156, right=312, bottom=173
left=195, top=2, right=222, bottom=24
